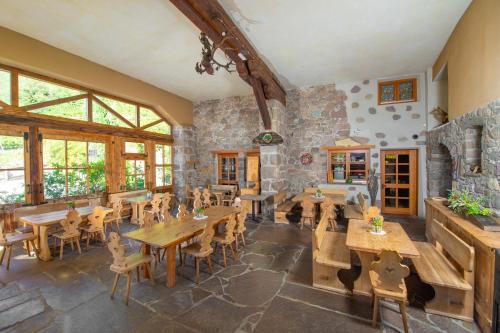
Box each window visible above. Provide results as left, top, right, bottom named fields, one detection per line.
left=42, top=139, right=105, bottom=199
left=0, top=135, right=26, bottom=204
left=218, top=153, right=238, bottom=185
left=378, top=78, right=417, bottom=104
left=155, top=144, right=173, bottom=188
left=125, top=160, right=146, bottom=190
left=0, top=69, right=11, bottom=104
left=140, top=107, right=171, bottom=135
left=327, top=147, right=370, bottom=184
left=125, top=141, right=145, bottom=154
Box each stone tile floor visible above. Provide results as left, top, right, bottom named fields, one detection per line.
left=0, top=215, right=479, bottom=333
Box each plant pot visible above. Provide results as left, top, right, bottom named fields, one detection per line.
left=467, top=215, right=500, bottom=232
left=431, top=197, right=449, bottom=206
left=372, top=225, right=383, bottom=233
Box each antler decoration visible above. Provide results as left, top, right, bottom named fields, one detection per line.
left=195, top=32, right=236, bottom=75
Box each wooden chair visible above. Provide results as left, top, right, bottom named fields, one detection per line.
left=193, top=198, right=203, bottom=211
left=344, top=192, right=369, bottom=221
left=144, top=194, right=162, bottom=222
left=213, top=214, right=238, bottom=267
left=181, top=224, right=216, bottom=283
left=300, top=198, right=315, bottom=230
left=234, top=207, right=249, bottom=249
left=320, top=197, right=338, bottom=230
left=185, top=185, right=194, bottom=209
left=142, top=211, right=156, bottom=229
left=370, top=250, right=410, bottom=333
left=53, top=210, right=82, bottom=260
left=107, top=232, right=154, bottom=305
left=160, top=193, right=172, bottom=220
left=202, top=189, right=212, bottom=208
left=0, top=221, right=38, bottom=270
left=104, top=199, right=123, bottom=233
left=177, top=204, right=188, bottom=220
left=80, top=206, right=107, bottom=249
left=192, top=188, right=202, bottom=202
left=222, top=188, right=236, bottom=206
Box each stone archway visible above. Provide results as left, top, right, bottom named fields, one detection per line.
left=428, top=143, right=453, bottom=197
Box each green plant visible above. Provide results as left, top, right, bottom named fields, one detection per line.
left=372, top=216, right=383, bottom=227
left=447, top=189, right=492, bottom=216
left=195, top=207, right=205, bottom=216
left=66, top=201, right=75, bottom=209
left=346, top=176, right=353, bottom=184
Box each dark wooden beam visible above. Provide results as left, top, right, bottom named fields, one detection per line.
left=170, top=0, right=287, bottom=125
left=28, top=126, right=42, bottom=204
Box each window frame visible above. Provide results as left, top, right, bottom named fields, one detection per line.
left=378, top=78, right=417, bottom=105
left=327, top=147, right=371, bottom=185
left=217, top=153, right=239, bottom=185
left=154, top=143, right=173, bottom=189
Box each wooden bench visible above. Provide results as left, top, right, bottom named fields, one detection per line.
left=305, top=187, right=348, bottom=196
left=412, top=219, right=474, bottom=321
left=344, top=192, right=368, bottom=220
left=273, top=191, right=295, bottom=224
left=14, top=203, right=69, bottom=234
left=312, top=211, right=351, bottom=294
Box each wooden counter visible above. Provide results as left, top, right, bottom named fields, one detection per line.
left=425, top=199, right=500, bottom=333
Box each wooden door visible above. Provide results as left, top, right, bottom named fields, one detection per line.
left=246, top=153, right=260, bottom=191
left=218, top=153, right=238, bottom=185
left=381, top=149, right=418, bottom=215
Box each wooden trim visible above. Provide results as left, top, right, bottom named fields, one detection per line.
left=250, top=76, right=272, bottom=130
left=22, top=93, right=88, bottom=111
left=217, top=153, right=239, bottom=185
left=377, top=78, right=417, bottom=105
left=0, top=100, right=8, bottom=107
left=10, top=69, right=18, bottom=107
left=211, top=148, right=259, bottom=155
left=139, top=119, right=163, bottom=130
left=321, top=145, right=375, bottom=151
left=92, top=95, right=137, bottom=128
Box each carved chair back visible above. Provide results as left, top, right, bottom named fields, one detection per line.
left=193, top=198, right=203, bottom=211
left=60, top=210, right=82, bottom=236
left=193, top=188, right=202, bottom=201
left=370, top=250, right=409, bottom=293
left=161, top=193, right=172, bottom=216
left=0, top=221, right=6, bottom=244
left=110, top=198, right=123, bottom=219
left=236, top=207, right=249, bottom=233
left=202, top=189, right=212, bottom=208
left=87, top=206, right=107, bottom=232
left=199, top=224, right=215, bottom=255
left=222, top=214, right=237, bottom=243
left=107, top=232, right=127, bottom=268
left=177, top=203, right=188, bottom=220
left=149, top=194, right=163, bottom=214
left=142, top=211, right=156, bottom=228
left=301, top=198, right=315, bottom=218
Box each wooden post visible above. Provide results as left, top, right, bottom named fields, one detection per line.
left=28, top=126, right=43, bottom=204
left=250, top=77, right=272, bottom=130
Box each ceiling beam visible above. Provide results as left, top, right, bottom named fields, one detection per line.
left=170, top=0, right=286, bottom=129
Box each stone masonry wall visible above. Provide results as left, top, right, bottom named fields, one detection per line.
left=427, top=100, right=500, bottom=215
left=173, top=125, right=197, bottom=201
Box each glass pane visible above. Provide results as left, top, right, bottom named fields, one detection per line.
left=30, top=98, right=87, bottom=121
left=156, top=166, right=164, bottom=187
left=398, top=188, right=410, bottom=198
left=398, top=81, right=413, bottom=101
left=385, top=198, right=396, bottom=208
left=0, top=69, right=11, bottom=104
left=349, top=164, right=366, bottom=181
left=0, top=135, right=24, bottom=169
left=332, top=152, right=346, bottom=163
left=95, top=95, right=137, bottom=125
left=89, top=164, right=105, bottom=194
left=44, top=169, right=66, bottom=199
left=350, top=152, right=366, bottom=163
left=67, top=141, right=87, bottom=167
left=136, top=175, right=145, bottom=189
left=125, top=142, right=144, bottom=153
left=385, top=154, right=397, bottom=164
left=0, top=170, right=25, bottom=204
left=165, top=166, right=172, bottom=186
left=385, top=164, right=396, bottom=174
left=68, top=169, right=87, bottom=196
left=398, top=154, right=409, bottom=163
left=333, top=164, right=346, bottom=180
left=145, top=121, right=171, bottom=135
left=19, top=75, right=83, bottom=106
left=43, top=139, right=65, bottom=169
left=126, top=175, right=135, bottom=190
left=155, top=145, right=163, bottom=165
left=398, top=198, right=410, bottom=208
left=93, top=101, right=131, bottom=128
left=125, top=160, right=135, bottom=176
left=384, top=188, right=397, bottom=197
left=88, top=142, right=105, bottom=164
left=135, top=160, right=145, bottom=173
left=164, top=145, right=172, bottom=164
left=140, top=107, right=160, bottom=126
left=385, top=175, right=396, bottom=184
left=398, top=165, right=409, bottom=174
left=398, top=175, right=410, bottom=184
left=380, top=83, right=395, bottom=102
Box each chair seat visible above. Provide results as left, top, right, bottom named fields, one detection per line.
left=53, top=232, right=80, bottom=240
left=1, top=232, right=37, bottom=246
left=213, top=233, right=234, bottom=244
left=182, top=243, right=213, bottom=257
left=369, top=270, right=407, bottom=301
left=110, top=252, right=153, bottom=273
left=80, top=226, right=103, bottom=233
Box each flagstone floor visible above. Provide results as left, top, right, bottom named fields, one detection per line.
left=0, top=214, right=478, bottom=333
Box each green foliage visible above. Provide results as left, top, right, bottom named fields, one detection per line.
left=448, top=189, right=492, bottom=216
left=372, top=216, right=383, bottom=227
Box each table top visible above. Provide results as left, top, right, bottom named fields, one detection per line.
left=19, top=206, right=113, bottom=226
left=240, top=193, right=273, bottom=201
left=346, top=219, right=420, bottom=258
left=292, top=192, right=347, bottom=205
left=125, top=195, right=154, bottom=203
left=123, top=206, right=240, bottom=248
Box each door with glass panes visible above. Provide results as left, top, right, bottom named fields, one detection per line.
left=381, top=149, right=418, bottom=215
left=218, top=153, right=238, bottom=185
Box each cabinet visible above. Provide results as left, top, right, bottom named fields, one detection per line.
left=326, top=146, right=370, bottom=184
left=217, top=153, right=238, bottom=185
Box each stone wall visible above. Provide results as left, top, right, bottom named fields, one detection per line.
left=427, top=100, right=500, bottom=214
left=173, top=125, right=197, bottom=200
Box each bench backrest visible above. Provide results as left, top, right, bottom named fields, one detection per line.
left=431, top=219, right=474, bottom=272
left=108, top=189, right=148, bottom=203
left=14, top=202, right=68, bottom=222
left=313, top=210, right=329, bottom=257
left=273, top=191, right=287, bottom=206
left=210, top=185, right=237, bottom=192
left=305, top=187, right=347, bottom=196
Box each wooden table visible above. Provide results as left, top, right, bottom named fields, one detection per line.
left=19, top=206, right=113, bottom=261
left=125, top=195, right=154, bottom=225
left=123, top=206, right=240, bottom=288
left=210, top=189, right=226, bottom=206
left=240, top=193, right=273, bottom=220
left=346, top=219, right=419, bottom=296
left=292, top=192, right=347, bottom=206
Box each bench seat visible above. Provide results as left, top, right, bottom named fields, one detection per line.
left=274, top=192, right=294, bottom=224
left=343, top=204, right=363, bottom=220
left=276, top=200, right=296, bottom=213
left=316, top=232, right=351, bottom=269
left=412, top=242, right=472, bottom=291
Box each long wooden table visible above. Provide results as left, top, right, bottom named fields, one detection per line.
left=124, top=195, right=154, bottom=225
left=292, top=192, right=347, bottom=206
left=19, top=206, right=113, bottom=261
left=123, top=206, right=240, bottom=288
left=346, top=219, right=419, bottom=296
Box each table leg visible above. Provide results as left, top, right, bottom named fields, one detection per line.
left=353, top=251, right=375, bottom=296
left=38, top=225, right=52, bottom=261
left=166, top=245, right=177, bottom=288
left=252, top=200, right=256, bottom=220
left=141, top=244, right=152, bottom=279
left=137, top=203, right=146, bottom=226
left=130, top=203, right=139, bottom=225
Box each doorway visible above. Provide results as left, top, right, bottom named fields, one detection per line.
left=380, top=149, right=418, bottom=215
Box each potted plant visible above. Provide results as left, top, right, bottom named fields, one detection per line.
left=447, top=189, right=495, bottom=229
left=314, top=189, right=323, bottom=198
left=194, top=207, right=206, bottom=219
left=371, top=215, right=384, bottom=234
left=66, top=201, right=75, bottom=210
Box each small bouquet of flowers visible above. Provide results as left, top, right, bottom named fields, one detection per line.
left=314, top=189, right=323, bottom=198
left=371, top=215, right=384, bottom=234
left=194, top=207, right=206, bottom=218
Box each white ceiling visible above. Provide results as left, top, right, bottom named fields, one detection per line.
left=0, top=0, right=470, bottom=102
